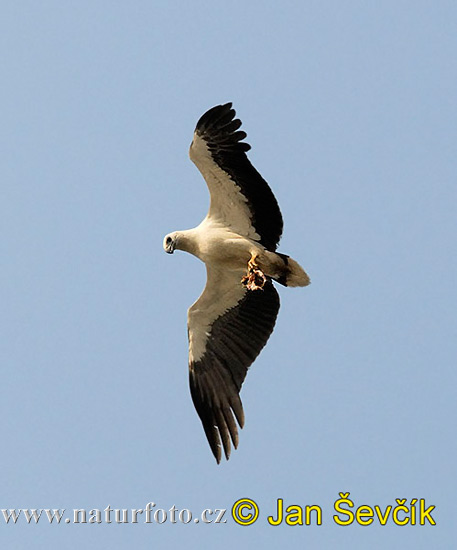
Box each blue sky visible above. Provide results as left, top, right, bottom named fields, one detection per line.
left=1, top=1, right=455, bottom=548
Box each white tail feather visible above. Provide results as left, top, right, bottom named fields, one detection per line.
left=284, top=257, right=310, bottom=287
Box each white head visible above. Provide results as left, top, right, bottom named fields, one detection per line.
left=163, top=232, right=179, bottom=254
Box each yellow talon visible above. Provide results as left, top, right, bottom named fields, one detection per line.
left=241, top=255, right=266, bottom=290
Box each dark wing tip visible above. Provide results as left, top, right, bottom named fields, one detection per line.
left=195, top=102, right=233, bottom=130
left=189, top=362, right=243, bottom=464
left=194, top=103, right=252, bottom=153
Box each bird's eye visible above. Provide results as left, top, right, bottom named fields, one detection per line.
left=166, top=237, right=172, bottom=244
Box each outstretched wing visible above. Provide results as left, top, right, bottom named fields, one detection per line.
left=188, top=265, right=280, bottom=463
left=189, top=102, right=283, bottom=252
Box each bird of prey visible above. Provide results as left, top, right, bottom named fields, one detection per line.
left=163, top=103, right=310, bottom=463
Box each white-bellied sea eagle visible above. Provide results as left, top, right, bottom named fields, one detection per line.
left=163, top=103, right=310, bottom=463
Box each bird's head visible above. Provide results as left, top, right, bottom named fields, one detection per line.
left=163, top=232, right=178, bottom=254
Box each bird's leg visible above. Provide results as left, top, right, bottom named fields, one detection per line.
left=241, top=254, right=267, bottom=291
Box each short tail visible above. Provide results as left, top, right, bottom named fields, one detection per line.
left=275, top=253, right=310, bottom=287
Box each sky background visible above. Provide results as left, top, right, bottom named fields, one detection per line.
left=1, top=1, right=456, bottom=548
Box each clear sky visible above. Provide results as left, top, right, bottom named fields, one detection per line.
left=1, top=1, right=455, bottom=548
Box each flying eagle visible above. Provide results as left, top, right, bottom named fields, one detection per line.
left=163, top=103, right=310, bottom=463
